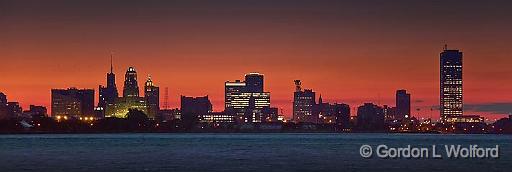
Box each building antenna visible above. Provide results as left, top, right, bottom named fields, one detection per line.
left=110, top=51, right=114, bottom=73
left=164, top=87, right=169, bottom=110
left=444, top=44, right=448, bottom=51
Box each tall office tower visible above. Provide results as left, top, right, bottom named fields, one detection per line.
left=225, top=80, right=246, bottom=110
left=123, top=67, right=139, bottom=97
left=51, top=88, right=94, bottom=118
left=395, top=89, right=411, bottom=120
left=98, top=56, right=119, bottom=111
left=356, top=103, right=385, bottom=131
left=440, top=45, right=463, bottom=121
left=144, top=76, right=160, bottom=119
left=225, top=73, right=271, bottom=123
left=244, top=72, right=264, bottom=93
left=293, top=80, right=318, bottom=123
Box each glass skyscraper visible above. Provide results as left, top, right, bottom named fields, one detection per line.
left=440, top=46, right=463, bottom=121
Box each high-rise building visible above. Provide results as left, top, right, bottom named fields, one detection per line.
left=244, top=72, right=264, bottom=93
left=51, top=88, right=94, bottom=118
left=144, top=76, right=160, bottom=119
left=123, top=67, right=139, bottom=97
left=98, top=56, right=119, bottom=114
left=356, top=103, right=385, bottom=131
left=440, top=45, right=463, bottom=120
left=225, top=80, right=246, bottom=110
left=395, top=89, right=411, bottom=120
left=225, top=73, right=271, bottom=123
left=293, top=80, right=317, bottom=123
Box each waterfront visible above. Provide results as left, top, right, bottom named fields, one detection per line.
left=0, top=133, right=510, bottom=172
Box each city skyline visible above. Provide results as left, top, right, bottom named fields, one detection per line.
left=1, top=0, right=512, bottom=120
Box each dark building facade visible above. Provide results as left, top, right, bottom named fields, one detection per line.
left=98, top=57, right=119, bottom=114
left=144, top=76, right=160, bottom=119
left=181, top=96, right=213, bottom=127
left=395, top=89, right=411, bottom=120
left=0, top=92, right=6, bottom=119
left=244, top=72, right=264, bottom=93
left=357, top=103, right=385, bottom=131
left=123, top=67, right=139, bottom=97
left=440, top=46, right=463, bottom=120
left=51, top=88, right=94, bottom=118
left=333, top=103, right=351, bottom=130
left=293, top=80, right=317, bottom=123
left=0, top=92, right=6, bottom=105
left=24, top=105, right=47, bottom=118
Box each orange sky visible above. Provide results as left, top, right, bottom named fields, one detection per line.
left=0, top=0, right=511, bottom=120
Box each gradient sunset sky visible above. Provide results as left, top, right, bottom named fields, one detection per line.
left=1, top=0, right=511, bottom=120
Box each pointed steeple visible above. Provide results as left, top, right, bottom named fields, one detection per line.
left=319, top=94, right=323, bottom=104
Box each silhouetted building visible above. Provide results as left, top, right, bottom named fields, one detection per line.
left=396, top=89, right=411, bottom=120
left=357, top=103, right=385, bottom=131
left=123, top=67, right=139, bottom=97
left=440, top=45, right=463, bottom=120
left=181, top=96, right=212, bottom=127
left=98, top=56, right=119, bottom=115
left=383, top=105, right=397, bottom=121
left=261, top=107, right=279, bottom=123
left=244, top=72, right=264, bottom=93
left=0, top=92, right=6, bottom=105
left=4, top=102, right=22, bottom=119
left=144, top=76, right=159, bottom=119
left=51, top=88, right=94, bottom=118
left=0, top=92, right=6, bottom=119
left=23, top=105, right=47, bottom=118
left=158, top=108, right=180, bottom=122
left=333, top=103, right=351, bottom=130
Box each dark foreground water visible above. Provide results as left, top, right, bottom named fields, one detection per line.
left=0, top=133, right=510, bottom=172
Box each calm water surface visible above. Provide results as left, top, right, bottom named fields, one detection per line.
left=0, top=133, right=510, bottom=172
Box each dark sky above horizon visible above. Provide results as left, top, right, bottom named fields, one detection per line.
left=1, top=0, right=511, bottom=120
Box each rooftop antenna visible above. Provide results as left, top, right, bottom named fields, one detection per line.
left=164, top=87, right=169, bottom=110
left=110, top=51, right=114, bottom=73
left=444, top=44, right=448, bottom=51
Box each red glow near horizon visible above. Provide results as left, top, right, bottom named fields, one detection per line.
left=0, top=1, right=511, bottom=120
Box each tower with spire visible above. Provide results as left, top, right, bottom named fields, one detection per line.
left=144, top=75, right=160, bottom=119
left=98, top=54, right=119, bottom=114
